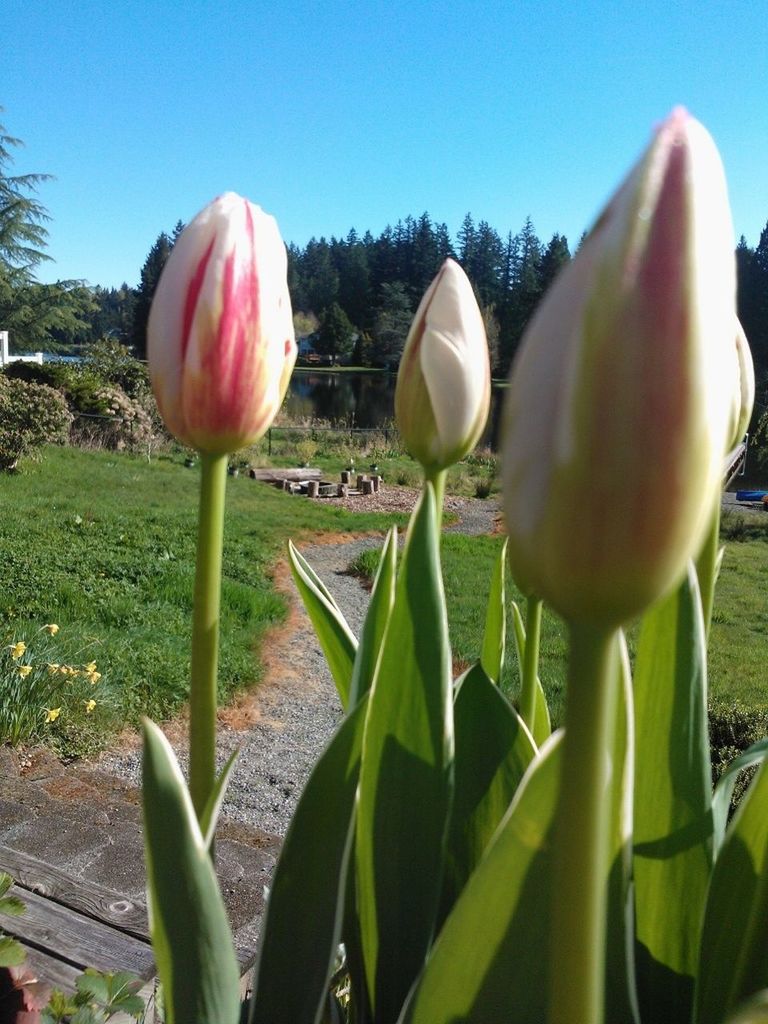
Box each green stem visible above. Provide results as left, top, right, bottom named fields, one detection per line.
left=424, top=467, right=447, bottom=532
left=518, top=597, right=542, bottom=732
left=189, top=452, right=228, bottom=821
left=695, top=497, right=721, bottom=643
left=549, top=623, right=620, bottom=1024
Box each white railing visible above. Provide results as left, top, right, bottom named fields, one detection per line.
left=0, top=331, right=43, bottom=367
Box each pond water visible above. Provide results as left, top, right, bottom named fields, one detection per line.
left=283, top=370, right=506, bottom=449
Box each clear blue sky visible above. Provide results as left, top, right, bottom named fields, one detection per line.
left=4, top=0, right=768, bottom=289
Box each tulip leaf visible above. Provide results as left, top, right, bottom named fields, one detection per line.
left=401, top=733, right=562, bottom=1024
left=632, top=565, right=713, bottom=1023
left=288, top=540, right=358, bottom=710
left=480, top=539, right=507, bottom=685
left=605, top=634, right=641, bottom=1024
left=695, top=756, right=768, bottom=1024
left=441, top=660, right=535, bottom=916
left=200, top=747, right=239, bottom=849
left=712, top=738, right=768, bottom=856
left=142, top=720, right=240, bottom=1024
left=250, top=695, right=368, bottom=1024
left=348, top=528, right=397, bottom=709
left=510, top=600, right=551, bottom=746
left=355, top=484, right=453, bottom=1024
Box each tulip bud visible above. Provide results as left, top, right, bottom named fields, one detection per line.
left=148, top=193, right=296, bottom=454
left=728, top=318, right=755, bottom=449
left=395, top=259, right=490, bottom=471
left=501, top=110, right=736, bottom=627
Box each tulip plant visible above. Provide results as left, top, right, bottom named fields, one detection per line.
left=140, top=113, right=768, bottom=1024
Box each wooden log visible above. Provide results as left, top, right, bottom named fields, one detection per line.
left=307, top=480, right=320, bottom=498
left=362, top=479, right=374, bottom=496
left=340, top=470, right=351, bottom=484
left=356, top=474, right=365, bottom=490
left=282, top=479, right=292, bottom=491
left=337, top=484, right=348, bottom=497
left=372, top=475, right=382, bottom=493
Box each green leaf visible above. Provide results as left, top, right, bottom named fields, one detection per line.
left=0, top=933, right=27, bottom=966
left=402, top=733, right=562, bottom=1024
left=288, top=540, right=358, bottom=709
left=0, top=872, right=14, bottom=899
left=605, top=635, right=641, bottom=1024
left=0, top=894, right=26, bottom=917
left=250, top=696, right=368, bottom=1024
left=510, top=600, right=551, bottom=746
left=442, top=661, right=535, bottom=914
left=712, top=738, right=768, bottom=855
left=355, top=484, right=453, bottom=1023
left=695, top=756, right=768, bottom=1024
left=349, top=528, right=397, bottom=708
left=633, top=565, right=713, bottom=1022
left=142, top=719, right=240, bottom=1024
left=480, top=539, right=507, bottom=684
left=200, top=746, right=240, bottom=849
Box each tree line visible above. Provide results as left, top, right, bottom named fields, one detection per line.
left=4, top=109, right=768, bottom=393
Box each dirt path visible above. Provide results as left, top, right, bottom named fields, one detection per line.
left=97, top=493, right=501, bottom=835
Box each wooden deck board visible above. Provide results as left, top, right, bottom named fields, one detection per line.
left=0, top=845, right=149, bottom=939
left=0, top=887, right=155, bottom=979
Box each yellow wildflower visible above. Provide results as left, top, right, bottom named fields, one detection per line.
left=85, top=661, right=97, bottom=674
left=88, top=671, right=102, bottom=685
left=17, top=665, right=32, bottom=679
left=84, top=699, right=96, bottom=714
left=47, top=663, right=60, bottom=675
left=45, top=708, right=61, bottom=723
left=41, top=624, right=59, bottom=636
left=9, top=642, right=26, bottom=660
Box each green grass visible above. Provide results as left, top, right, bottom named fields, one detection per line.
left=350, top=535, right=569, bottom=725
left=0, top=446, right=405, bottom=755
left=350, top=518, right=768, bottom=731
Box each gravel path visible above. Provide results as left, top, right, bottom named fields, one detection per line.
left=98, top=493, right=500, bottom=836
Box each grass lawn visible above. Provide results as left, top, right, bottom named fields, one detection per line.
left=351, top=521, right=768, bottom=732
left=0, top=445, right=405, bottom=756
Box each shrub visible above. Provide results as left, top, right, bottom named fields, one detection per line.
left=709, top=695, right=768, bottom=811
left=0, top=376, right=72, bottom=471
left=83, top=338, right=150, bottom=399
left=70, top=385, right=156, bottom=453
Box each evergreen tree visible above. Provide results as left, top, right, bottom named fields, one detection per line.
left=0, top=110, right=52, bottom=282
left=538, top=233, right=571, bottom=297
left=316, top=302, right=354, bottom=364
left=132, top=231, right=173, bottom=358
left=336, top=231, right=371, bottom=329
left=373, top=281, right=412, bottom=366
left=303, top=237, right=339, bottom=313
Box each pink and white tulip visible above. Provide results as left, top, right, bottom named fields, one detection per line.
left=501, top=110, right=737, bottom=627
left=148, top=193, right=296, bottom=454
left=395, top=259, right=490, bottom=471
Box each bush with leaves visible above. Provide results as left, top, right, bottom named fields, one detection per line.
left=0, top=375, right=72, bottom=471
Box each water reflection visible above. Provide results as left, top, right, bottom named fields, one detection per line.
left=283, top=371, right=506, bottom=449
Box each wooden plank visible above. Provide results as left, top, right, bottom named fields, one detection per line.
left=19, top=945, right=158, bottom=1023
left=249, top=467, right=321, bottom=481
left=18, top=943, right=82, bottom=992
left=0, top=887, right=155, bottom=980
left=0, top=845, right=149, bottom=940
